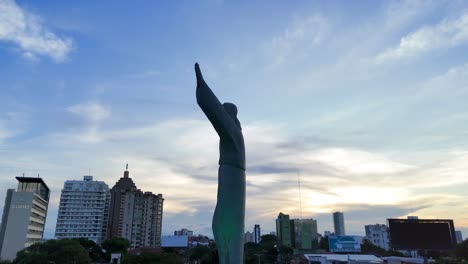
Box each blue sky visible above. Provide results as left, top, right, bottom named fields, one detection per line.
left=1, top=0, right=468, bottom=240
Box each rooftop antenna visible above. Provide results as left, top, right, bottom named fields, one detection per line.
left=297, top=169, right=303, bottom=219
left=126, top=163, right=128, bottom=171
left=37, top=174, right=40, bottom=178
left=22, top=172, right=25, bottom=177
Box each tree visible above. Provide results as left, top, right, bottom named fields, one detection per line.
left=319, top=235, right=329, bottom=251
left=71, top=238, right=104, bottom=261
left=101, top=237, right=130, bottom=261
left=259, top=235, right=278, bottom=263
left=15, top=239, right=91, bottom=264
left=457, top=240, right=468, bottom=260
left=124, top=251, right=183, bottom=264
left=361, top=239, right=387, bottom=256
left=190, top=245, right=211, bottom=263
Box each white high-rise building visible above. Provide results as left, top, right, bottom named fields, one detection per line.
left=333, top=212, right=345, bottom=236
left=365, top=224, right=390, bottom=250
left=0, top=177, right=50, bottom=260
left=55, top=176, right=110, bottom=244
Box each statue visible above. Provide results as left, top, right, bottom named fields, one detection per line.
left=195, top=63, right=246, bottom=263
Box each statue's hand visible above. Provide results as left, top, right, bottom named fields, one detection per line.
left=195, top=63, right=205, bottom=87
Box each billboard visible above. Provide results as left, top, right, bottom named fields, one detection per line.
left=329, top=236, right=361, bottom=253
left=388, top=219, right=457, bottom=250
left=161, top=235, right=188, bottom=248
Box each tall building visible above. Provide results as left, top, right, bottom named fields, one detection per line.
left=107, top=165, right=137, bottom=240
left=333, top=212, right=345, bottom=236
left=55, top=176, right=110, bottom=244
left=290, top=218, right=318, bottom=250
left=254, top=224, right=261, bottom=244
left=276, top=212, right=292, bottom=247
left=121, top=191, right=164, bottom=248
left=107, top=165, right=164, bottom=248
left=0, top=177, right=50, bottom=260
left=365, top=224, right=390, bottom=250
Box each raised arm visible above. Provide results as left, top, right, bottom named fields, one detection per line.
left=195, top=63, right=237, bottom=136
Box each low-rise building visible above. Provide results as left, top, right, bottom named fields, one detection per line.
left=365, top=224, right=390, bottom=250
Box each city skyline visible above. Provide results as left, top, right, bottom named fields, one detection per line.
left=1, top=0, right=468, bottom=239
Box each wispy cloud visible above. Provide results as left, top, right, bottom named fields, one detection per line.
left=376, top=12, right=468, bottom=62
left=66, top=102, right=111, bottom=143
left=267, top=15, right=329, bottom=66
left=0, top=0, right=73, bottom=62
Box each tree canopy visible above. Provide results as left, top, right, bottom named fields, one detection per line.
left=15, top=239, right=91, bottom=264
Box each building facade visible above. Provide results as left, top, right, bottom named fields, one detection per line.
left=55, top=176, right=110, bottom=244
left=455, top=230, right=463, bottom=243
left=121, top=191, right=164, bottom=248
left=276, top=212, right=292, bottom=247
left=254, top=224, right=261, bottom=244
left=333, top=212, right=345, bottom=236
left=290, top=218, right=318, bottom=250
left=107, top=165, right=164, bottom=248
left=174, top=228, right=193, bottom=237
left=365, top=224, right=390, bottom=250
left=107, top=165, right=137, bottom=240
left=244, top=231, right=254, bottom=243
left=0, top=177, right=50, bottom=260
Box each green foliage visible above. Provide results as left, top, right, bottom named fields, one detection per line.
left=319, top=235, right=329, bottom=250
left=457, top=240, right=468, bottom=260
left=244, top=234, right=281, bottom=264
left=360, top=239, right=405, bottom=257
left=14, top=239, right=91, bottom=264
left=124, top=251, right=183, bottom=264
left=189, top=245, right=212, bottom=263
left=101, top=237, right=130, bottom=261
left=71, top=238, right=104, bottom=261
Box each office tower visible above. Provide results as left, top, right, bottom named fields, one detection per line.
left=290, top=218, right=318, bottom=250
left=365, top=224, right=390, bottom=250
left=455, top=230, right=463, bottom=243
left=55, top=176, right=110, bottom=244
left=107, top=165, right=164, bottom=248
left=254, top=224, right=261, bottom=244
left=333, top=212, right=345, bottom=236
left=0, top=176, right=50, bottom=260
left=276, top=212, right=292, bottom=247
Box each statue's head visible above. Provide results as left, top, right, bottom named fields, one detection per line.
left=223, top=102, right=241, bottom=128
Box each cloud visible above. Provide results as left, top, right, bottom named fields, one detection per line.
left=67, top=102, right=111, bottom=122
left=267, top=15, right=329, bottom=66
left=0, top=0, right=73, bottom=62
left=0, top=111, right=26, bottom=143
left=66, top=102, right=111, bottom=143
left=376, top=12, right=468, bottom=62
left=3, top=116, right=468, bottom=237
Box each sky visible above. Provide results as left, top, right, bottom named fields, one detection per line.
left=1, top=0, right=468, bottom=240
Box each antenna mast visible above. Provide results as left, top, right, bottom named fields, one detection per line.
left=297, top=170, right=303, bottom=219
